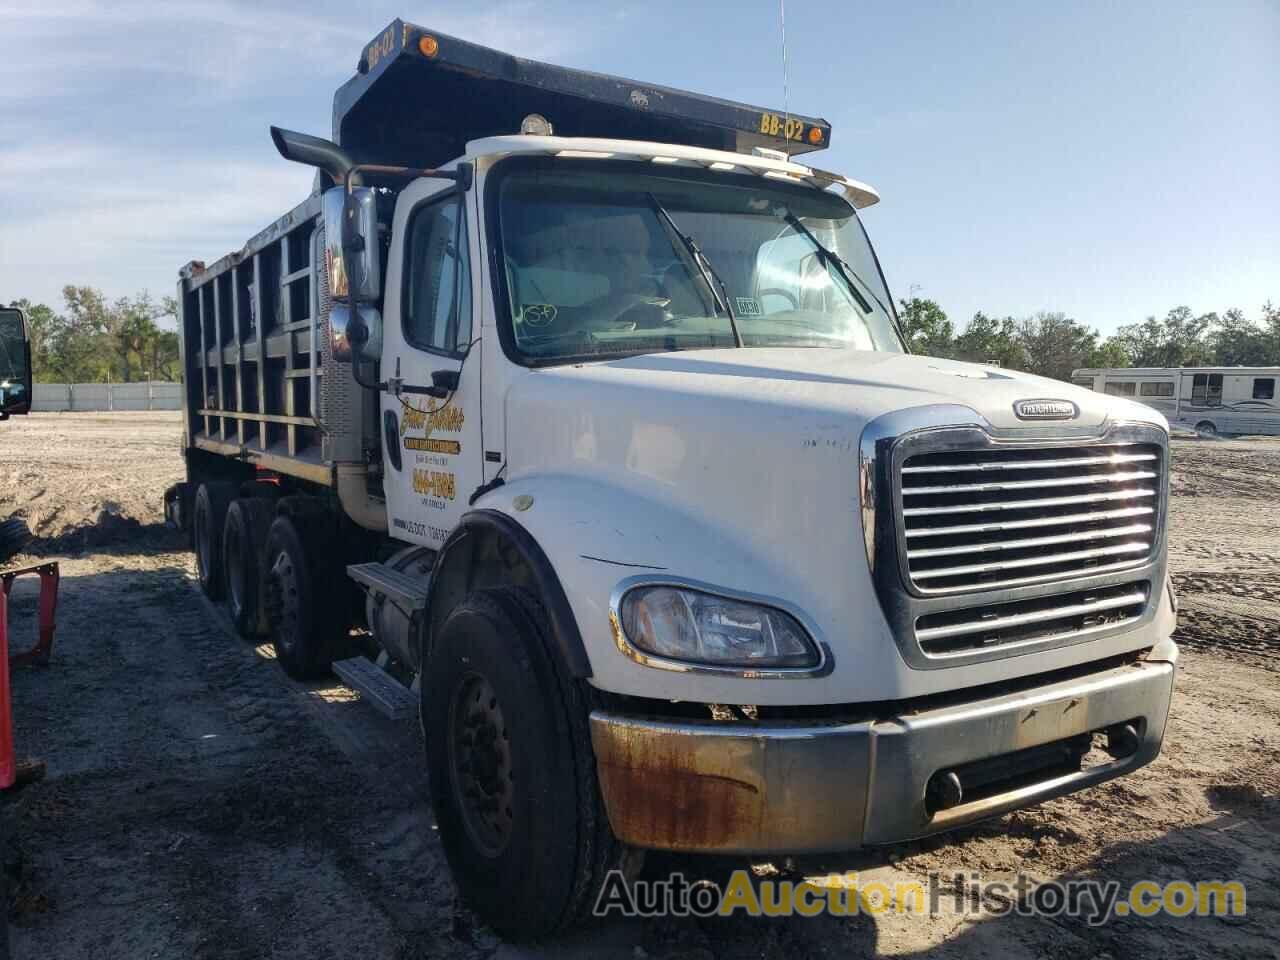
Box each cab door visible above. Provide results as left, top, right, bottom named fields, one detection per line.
left=380, top=177, right=483, bottom=546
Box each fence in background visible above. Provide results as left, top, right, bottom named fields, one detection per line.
left=31, top=382, right=183, bottom=412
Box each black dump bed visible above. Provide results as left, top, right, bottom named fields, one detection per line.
left=173, top=22, right=839, bottom=485
left=333, top=19, right=832, bottom=168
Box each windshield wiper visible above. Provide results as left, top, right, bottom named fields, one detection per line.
left=646, top=193, right=743, bottom=347
left=781, top=212, right=889, bottom=317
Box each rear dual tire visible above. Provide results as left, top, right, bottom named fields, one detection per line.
left=222, top=498, right=275, bottom=638
left=262, top=513, right=348, bottom=679
left=193, top=482, right=235, bottom=599
left=195, top=488, right=351, bottom=677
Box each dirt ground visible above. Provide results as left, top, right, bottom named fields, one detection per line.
left=2, top=412, right=1277, bottom=959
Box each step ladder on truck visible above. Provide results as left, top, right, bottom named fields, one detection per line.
left=165, top=18, right=1179, bottom=941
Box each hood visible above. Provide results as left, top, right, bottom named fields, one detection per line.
left=503, top=347, right=1165, bottom=540
left=519, top=347, right=1163, bottom=434
left=499, top=346, right=1168, bottom=704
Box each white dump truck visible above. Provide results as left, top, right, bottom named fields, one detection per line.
left=166, top=20, right=1179, bottom=939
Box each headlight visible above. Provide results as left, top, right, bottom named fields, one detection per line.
left=619, top=585, right=819, bottom=669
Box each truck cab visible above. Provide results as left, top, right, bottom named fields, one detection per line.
left=170, top=21, right=1177, bottom=941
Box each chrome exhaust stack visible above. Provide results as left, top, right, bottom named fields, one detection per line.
left=269, top=126, right=362, bottom=189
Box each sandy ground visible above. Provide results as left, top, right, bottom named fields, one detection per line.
left=2, top=412, right=1277, bottom=959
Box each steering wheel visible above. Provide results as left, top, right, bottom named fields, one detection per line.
left=615, top=299, right=675, bottom=330
left=757, top=288, right=800, bottom=311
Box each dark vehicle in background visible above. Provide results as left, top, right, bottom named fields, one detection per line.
left=0, top=307, right=32, bottom=420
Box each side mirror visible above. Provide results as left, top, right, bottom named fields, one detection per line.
left=322, top=185, right=381, bottom=305
left=0, top=307, right=32, bottom=418
left=329, top=303, right=383, bottom=365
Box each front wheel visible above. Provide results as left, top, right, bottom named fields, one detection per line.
left=1196, top=420, right=1218, bottom=439
left=423, top=588, right=620, bottom=940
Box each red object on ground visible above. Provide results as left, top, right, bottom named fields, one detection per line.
left=0, top=561, right=60, bottom=790
left=2, top=562, right=60, bottom=668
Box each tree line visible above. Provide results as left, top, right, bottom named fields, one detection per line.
left=8, top=284, right=1279, bottom=385
left=7, top=286, right=180, bottom=384
left=897, top=299, right=1280, bottom=381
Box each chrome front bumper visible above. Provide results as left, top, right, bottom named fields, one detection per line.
left=589, top=639, right=1178, bottom=854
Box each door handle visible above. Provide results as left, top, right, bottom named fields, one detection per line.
left=388, top=369, right=460, bottom=399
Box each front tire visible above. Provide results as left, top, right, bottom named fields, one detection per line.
left=1196, top=420, right=1218, bottom=439
left=424, top=588, right=619, bottom=940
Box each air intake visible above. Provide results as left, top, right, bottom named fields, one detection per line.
left=899, top=443, right=1163, bottom=595
left=915, top=582, right=1150, bottom=657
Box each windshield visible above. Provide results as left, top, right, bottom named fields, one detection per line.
left=495, top=160, right=903, bottom=363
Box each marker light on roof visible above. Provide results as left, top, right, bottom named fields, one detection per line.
left=520, top=114, right=554, bottom=136
left=555, top=150, right=614, bottom=159
left=709, top=161, right=737, bottom=171
left=808, top=127, right=823, bottom=145
left=651, top=156, right=679, bottom=164
left=418, top=35, right=439, bottom=58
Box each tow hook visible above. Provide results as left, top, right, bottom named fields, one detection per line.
left=925, top=770, right=964, bottom=814
left=1105, top=722, right=1141, bottom=759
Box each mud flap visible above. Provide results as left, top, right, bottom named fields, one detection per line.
left=163, top=482, right=194, bottom=534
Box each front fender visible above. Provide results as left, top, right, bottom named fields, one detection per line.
left=471, top=472, right=877, bottom=705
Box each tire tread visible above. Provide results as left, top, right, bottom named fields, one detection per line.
left=0, top=516, right=33, bottom=563
left=194, top=481, right=236, bottom=599
left=501, top=587, right=621, bottom=933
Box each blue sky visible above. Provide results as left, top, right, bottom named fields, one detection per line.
left=1, top=0, right=1275, bottom=334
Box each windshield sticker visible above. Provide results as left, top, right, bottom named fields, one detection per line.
left=735, top=297, right=762, bottom=318
left=523, top=303, right=557, bottom=327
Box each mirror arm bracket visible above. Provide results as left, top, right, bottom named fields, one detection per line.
left=343, top=162, right=470, bottom=195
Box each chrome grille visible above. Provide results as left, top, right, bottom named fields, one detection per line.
left=900, top=443, right=1162, bottom=594
left=915, top=582, right=1149, bottom=658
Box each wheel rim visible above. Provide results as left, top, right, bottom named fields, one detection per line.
left=226, top=522, right=245, bottom=616
left=448, top=672, right=515, bottom=856
left=266, top=551, right=300, bottom=653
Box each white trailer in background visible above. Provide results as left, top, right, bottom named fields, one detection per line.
left=1072, top=366, right=1280, bottom=437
